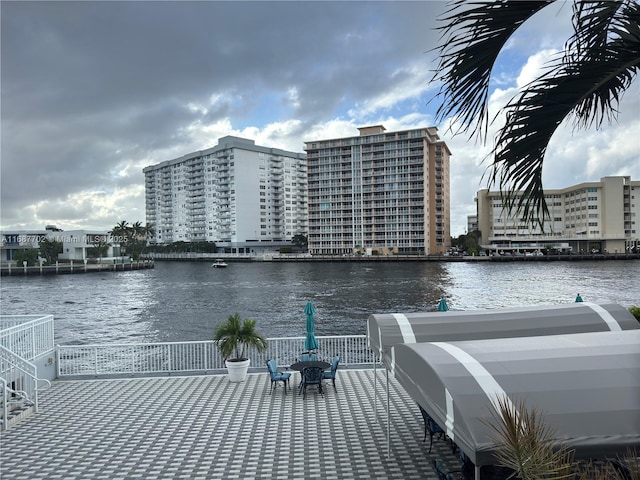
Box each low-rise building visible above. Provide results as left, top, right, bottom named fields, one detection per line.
left=1, top=230, right=48, bottom=264
left=56, top=231, right=119, bottom=261
left=475, top=176, right=639, bottom=254
left=0, top=229, right=119, bottom=264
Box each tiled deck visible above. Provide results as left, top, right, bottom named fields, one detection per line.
left=0, top=369, right=461, bottom=479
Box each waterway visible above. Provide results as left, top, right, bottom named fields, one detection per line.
left=1, top=260, right=638, bottom=345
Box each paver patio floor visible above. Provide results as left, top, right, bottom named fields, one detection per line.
left=0, top=369, right=461, bottom=479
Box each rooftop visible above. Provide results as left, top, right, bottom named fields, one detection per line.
left=0, top=369, right=460, bottom=480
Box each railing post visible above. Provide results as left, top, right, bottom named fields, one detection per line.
left=1, top=378, right=7, bottom=431
left=129, top=345, right=134, bottom=374
left=56, top=345, right=61, bottom=378
left=31, top=325, right=37, bottom=360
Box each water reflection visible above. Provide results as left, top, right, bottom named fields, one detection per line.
left=1, top=260, right=637, bottom=345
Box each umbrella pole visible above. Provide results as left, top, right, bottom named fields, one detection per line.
left=373, top=356, right=377, bottom=421
left=386, top=368, right=390, bottom=457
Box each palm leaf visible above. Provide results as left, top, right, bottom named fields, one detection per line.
left=488, top=1, right=640, bottom=228
left=567, top=0, right=640, bottom=129
left=432, top=0, right=640, bottom=230
left=431, top=0, right=554, bottom=141
left=213, top=313, right=268, bottom=360
left=483, top=395, right=575, bottom=480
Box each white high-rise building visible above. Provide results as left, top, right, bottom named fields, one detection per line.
left=304, top=125, right=451, bottom=256
left=143, top=136, right=307, bottom=253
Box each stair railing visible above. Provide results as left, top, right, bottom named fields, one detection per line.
left=1, top=378, right=7, bottom=431
left=0, top=344, right=47, bottom=422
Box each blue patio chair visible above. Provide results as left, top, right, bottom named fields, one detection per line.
left=419, top=404, right=445, bottom=453
left=296, top=352, right=318, bottom=391
left=299, top=352, right=317, bottom=362
left=301, top=366, right=324, bottom=398
left=266, top=359, right=291, bottom=395
left=323, top=355, right=340, bottom=391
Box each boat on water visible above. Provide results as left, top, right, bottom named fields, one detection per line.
left=211, top=259, right=228, bottom=268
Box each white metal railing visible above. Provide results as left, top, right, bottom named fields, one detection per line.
left=0, top=315, right=54, bottom=429
left=0, top=315, right=55, bottom=361
left=57, top=335, right=374, bottom=378
left=0, top=344, right=45, bottom=429
left=0, top=378, right=7, bottom=429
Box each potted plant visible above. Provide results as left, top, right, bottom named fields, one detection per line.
left=213, top=313, right=268, bottom=382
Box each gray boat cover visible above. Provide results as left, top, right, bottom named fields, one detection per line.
left=392, top=330, right=640, bottom=466
left=367, top=303, right=639, bottom=368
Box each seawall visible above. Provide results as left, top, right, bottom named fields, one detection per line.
left=0, top=260, right=154, bottom=276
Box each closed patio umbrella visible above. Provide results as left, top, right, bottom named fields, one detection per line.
left=304, top=301, right=319, bottom=351
left=437, top=298, right=449, bottom=312
left=575, top=293, right=584, bottom=302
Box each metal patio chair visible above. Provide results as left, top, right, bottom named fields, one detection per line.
left=266, top=359, right=291, bottom=395
left=300, top=366, right=324, bottom=398
left=419, top=404, right=445, bottom=453
left=322, top=355, right=340, bottom=391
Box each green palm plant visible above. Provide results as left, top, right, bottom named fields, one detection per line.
left=213, top=313, right=268, bottom=361
left=485, top=395, right=639, bottom=480
left=431, top=0, right=640, bottom=228
left=484, top=395, right=575, bottom=480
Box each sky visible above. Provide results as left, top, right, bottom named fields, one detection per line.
left=2, top=1, right=639, bottom=237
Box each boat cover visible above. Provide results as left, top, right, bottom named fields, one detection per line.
left=391, top=330, right=640, bottom=466
left=367, top=303, right=639, bottom=368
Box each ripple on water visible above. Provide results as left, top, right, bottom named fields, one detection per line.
left=1, top=260, right=638, bottom=344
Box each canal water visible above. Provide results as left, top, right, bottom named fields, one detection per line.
left=1, top=260, right=638, bottom=345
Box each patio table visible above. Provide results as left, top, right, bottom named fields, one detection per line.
left=289, top=360, right=331, bottom=372
left=289, top=361, right=331, bottom=395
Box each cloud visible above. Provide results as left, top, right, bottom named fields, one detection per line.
left=516, top=49, right=561, bottom=87
left=1, top=1, right=638, bottom=240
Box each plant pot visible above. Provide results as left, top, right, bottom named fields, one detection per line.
left=225, top=358, right=250, bottom=382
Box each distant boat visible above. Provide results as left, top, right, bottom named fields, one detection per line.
left=211, top=259, right=228, bottom=268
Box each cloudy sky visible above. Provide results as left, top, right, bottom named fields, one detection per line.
left=2, top=1, right=638, bottom=236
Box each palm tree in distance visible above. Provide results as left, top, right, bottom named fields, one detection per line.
left=131, top=221, right=143, bottom=241
left=431, top=0, right=640, bottom=228
left=110, top=220, right=131, bottom=255
left=110, top=220, right=130, bottom=239
left=142, top=223, right=155, bottom=241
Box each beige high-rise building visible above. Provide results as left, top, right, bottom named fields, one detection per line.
left=475, top=176, right=639, bottom=254
left=304, top=125, right=451, bottom=256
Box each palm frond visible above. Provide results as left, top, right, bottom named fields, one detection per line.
left=568, top=0, right=640, bottom=129
left=431, top=0, right=553, bottom=141
left=483, top=395, right=575, bottom=480
left=487, top=9, right=640, bottom=228
left=432, top=0, right=640, bottom=231
left=570, top=0, right=630, bottom=55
